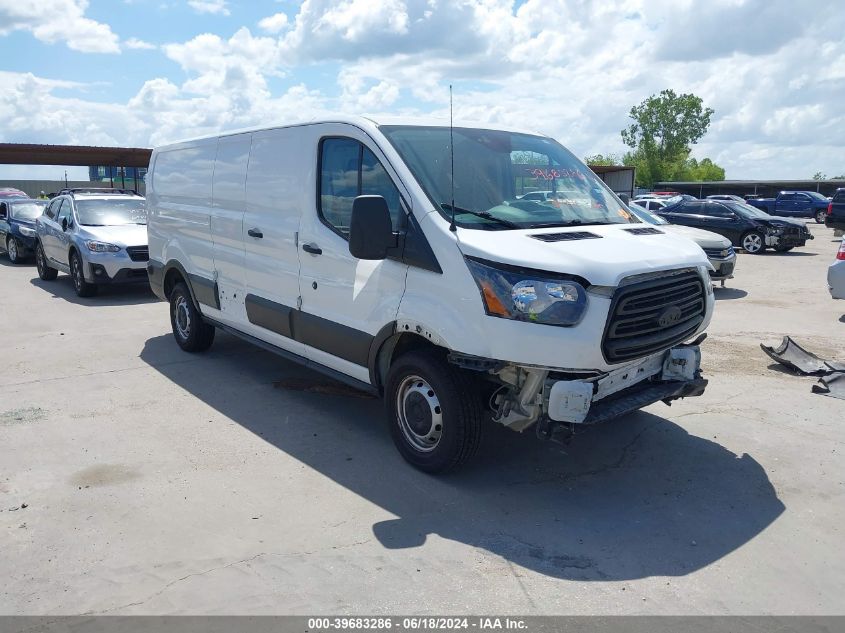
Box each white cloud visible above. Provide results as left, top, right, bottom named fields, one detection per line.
left=0, top=0, right=120, bottom=53
left=187, top=0, right=229, bottom=15
left=125, top=37, right=156, bottom=50
left=2, top=0, right=845, bottom=180
left=258, top=11, right=289, bottom=34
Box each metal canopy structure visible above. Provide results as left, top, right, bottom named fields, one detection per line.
left=0, top=143, right=152, bottom=168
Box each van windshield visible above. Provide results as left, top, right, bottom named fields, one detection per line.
left=76, top=199, right=147, bottom=226
left=380, top=125, right=637, bottom=230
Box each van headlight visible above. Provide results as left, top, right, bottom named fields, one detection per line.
left=17, top=226, right=36, bottom=237
left=86, top=241, right=121, bottom=252
left=465, top=257, right=588, bottom=326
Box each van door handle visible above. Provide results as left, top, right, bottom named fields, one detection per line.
left=302, top=243, right=322, bottom=255
left=247, top=228, right=263, bottom=238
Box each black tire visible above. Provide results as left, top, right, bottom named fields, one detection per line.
left=774, top=244, right=794, bottom=252
left=70, top=251, right=98, bottom=297
left=741, top=230, right=766, bottom=254
left=815, top=209, right=826, bottom=224
left=35, top=242, right=58, bottom=280
left=384, top=349, right=482, bottom=474
left=169, top=282, right=215, bottom=352
left=6, top=236, right=22, bottom=264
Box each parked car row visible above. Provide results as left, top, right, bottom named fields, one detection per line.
left=1, top=188, right=149, bottom=298
left=632, top=195, right=814, bottom=255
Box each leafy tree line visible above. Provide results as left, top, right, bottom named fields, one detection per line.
left=812, top=171, right=845, bottom=180
left=584, top=89, right=725, bottom=187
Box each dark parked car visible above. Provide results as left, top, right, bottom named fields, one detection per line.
left=0, top=198, right=47, bottom=263
left=825, top=188, right=845, bottom=231
left=746, top=191, right=830, bottom=223
left=657, top=199, right=813, bottom=254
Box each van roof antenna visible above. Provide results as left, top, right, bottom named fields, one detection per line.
left=449, top=84, right=457, bottom=232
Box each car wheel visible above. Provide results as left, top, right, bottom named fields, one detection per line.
left=35, top=242, right=58, bottom=280
left=170, top=282, right=215, bottom=352
left=815, top=209, right=827, bottom=224
left=741, top=231, right=765, bottom=254
left=70, top=252, right=98, bottom=297
left=385, top=349, right=482, bottom=474
left=6, top=236, right=21, bottom=264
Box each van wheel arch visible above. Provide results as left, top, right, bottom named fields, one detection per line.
left=372, top=332, right=447, bottom=396
left=163, top=262, right=200, bottom=309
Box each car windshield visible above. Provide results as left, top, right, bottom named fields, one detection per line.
left=628, top=204, right=669, bottom=225
left=9, top=200, right=46, bottom=220
left=380, top=125, right=637, bottom=230
left=76, top=198, right=146, bottom=226
left=725, top=201, right=772, bottom=220
left=806, top=191, right=828, bottom=202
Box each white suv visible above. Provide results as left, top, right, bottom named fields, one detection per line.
left=34, top=188, right=148, bottom=297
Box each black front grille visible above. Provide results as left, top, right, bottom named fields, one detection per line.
left=703, top=246, right=734, bottom=258
left=530, top=231, right=601, bottom=243
left=602, top=269, right=707, bottom=363
left=624, top=227, right=664, bottom=235
left=126, top=246, right=149, bottom=262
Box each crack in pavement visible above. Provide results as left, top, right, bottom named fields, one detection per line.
left=86, top=539, right=373, bottom=614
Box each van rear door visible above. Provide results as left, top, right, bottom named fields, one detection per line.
left=296, top=125, right=409, bottom=383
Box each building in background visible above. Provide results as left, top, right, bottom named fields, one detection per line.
left=89, top=165, right=147, bottom=191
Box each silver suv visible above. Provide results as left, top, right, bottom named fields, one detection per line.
left=35, top=188, right=148, bottom=297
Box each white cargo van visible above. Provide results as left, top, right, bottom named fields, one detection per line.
left=147, top=116, right=714, bottom=473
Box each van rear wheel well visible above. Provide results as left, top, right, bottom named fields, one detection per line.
left=163, top=267, right=186, bottom=300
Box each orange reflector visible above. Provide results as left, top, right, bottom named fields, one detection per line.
left=481, top=282, right=510, bottom=316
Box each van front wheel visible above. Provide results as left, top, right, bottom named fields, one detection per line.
left=385, top=350, right=482, bottom=474
left=170, top=282, right=215, bottom=352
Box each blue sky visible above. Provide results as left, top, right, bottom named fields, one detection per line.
left=1, top=0, right=843, bottom=181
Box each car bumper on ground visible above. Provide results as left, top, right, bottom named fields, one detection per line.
left=539, top=342, right=706, bottom=435
left=828, top=261, right=845, bottom=300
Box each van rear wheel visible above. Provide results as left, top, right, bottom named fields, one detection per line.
left=170, top=282, right=215, bottom=352
left=385, top=350, right=482, bottom=474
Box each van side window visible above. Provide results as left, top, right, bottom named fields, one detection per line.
left=0, top=202, right=7, bottom=218
left=319, top=138, right=402, bottom=237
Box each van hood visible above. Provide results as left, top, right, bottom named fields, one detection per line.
left=77, top=224, right=147, bottom=247
left=660, top=224, right=731, bottom=249
left=456, top=224, right=710, bottom=287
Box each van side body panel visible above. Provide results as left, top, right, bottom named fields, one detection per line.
left=147, top=141, right=216, bottom=302
left=210, top=133, right=251, bottom=322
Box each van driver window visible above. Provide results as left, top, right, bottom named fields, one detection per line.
left=319, top=138, right=402, bottom=237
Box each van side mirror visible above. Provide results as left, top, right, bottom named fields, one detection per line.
left=61, top=218, right=68, bottom=232
left=618, top=193, right=630, bottom=205
left=349, top=195, right=393, bottom=260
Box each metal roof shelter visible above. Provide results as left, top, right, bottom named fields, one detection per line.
left=0, top=143, right=151, bottom=168
left=657, top=179, right=845, bottom=198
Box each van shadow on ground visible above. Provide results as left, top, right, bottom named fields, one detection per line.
left=140, top=333, right=784, bottom=582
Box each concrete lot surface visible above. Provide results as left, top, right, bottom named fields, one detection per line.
left=1, top=224, right=843, bottom=615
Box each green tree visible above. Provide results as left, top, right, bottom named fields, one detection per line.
left=812, top=171, right=827, bottom=180
left=621, top=89, right=716, bottom=187
left=583, top=153, right=621, bottom=166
